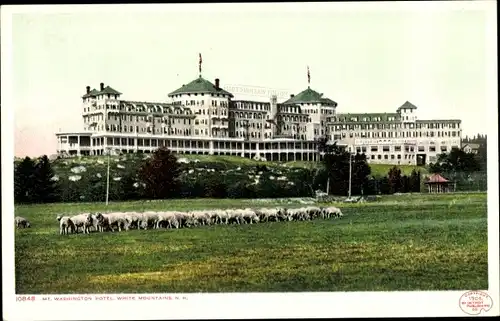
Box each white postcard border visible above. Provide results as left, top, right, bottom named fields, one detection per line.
left=2, top=2, right=499, bottom=320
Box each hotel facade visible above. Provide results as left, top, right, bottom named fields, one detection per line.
left=56, top=75, right=462, bottom=165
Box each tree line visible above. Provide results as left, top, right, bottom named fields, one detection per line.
left=14, top=138, right=485, bottom=204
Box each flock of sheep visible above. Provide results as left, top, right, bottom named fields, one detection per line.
left=52, top=206, right=344, bottom=235
left=15, top=206, right=344, bottom=235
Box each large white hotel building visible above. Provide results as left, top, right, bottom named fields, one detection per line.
left=56, top=74, right=462, bottom=165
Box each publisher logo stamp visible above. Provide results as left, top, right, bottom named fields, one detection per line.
left=459, top=291, right=493, bottom=315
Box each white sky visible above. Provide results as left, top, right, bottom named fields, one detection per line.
left=2, top=2, right=497, bottom=157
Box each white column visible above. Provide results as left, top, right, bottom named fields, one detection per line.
left=209, top=140, right=214, bottom=155
left=77, top=135, right=81, bottom=156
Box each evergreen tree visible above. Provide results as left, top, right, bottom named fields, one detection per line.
left=14, top=157, right=37, bottom=204
left=409, top=169, right=421, bottom=193
left=351, top=153, right=372, bottom=195
left=33, top=155, right=60, bottom=203
left=387, top=166, right=403, bottom=194
left=138, top=147, right=181, bottom=199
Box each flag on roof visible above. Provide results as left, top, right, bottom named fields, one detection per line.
left=199, top=53, right=202, bottom=74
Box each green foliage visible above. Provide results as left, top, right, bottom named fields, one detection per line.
left=14, top=156, right=60, bottom=204
left=14, top=193, right=487, bottom=293
left=14, top=157, right=37, bottom=204
left=429, top=148, right=481, bottom=173
left=388, top=166, right=403, bottom=194
left=319, top=138, right=372, bottom=196
left=32, top=155, right=60, bottom=203
left=138, top=147, right=181, bottom=199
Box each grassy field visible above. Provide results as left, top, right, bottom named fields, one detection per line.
left=14, top=193, right=487, bottom=294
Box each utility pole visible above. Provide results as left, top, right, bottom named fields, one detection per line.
left=348, top=153, right=353, bottom=199
left=106, top=147, right=111, bottom=206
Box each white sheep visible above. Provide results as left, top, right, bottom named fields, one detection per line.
left=323, top=206, right=343, bottom=219
left=226, top=209, right=244, bottom=225
left=173, top=211, right=189, bottom=228
left=70, top=213, right=94, bottom=234
left=190, top=210, right=211, bottom=226
left=304, top=206, right=322, bottom=220
left=138, top=211, right=159, bottom=230
left=254, top=208, right=271, bottom=222
left=56, top=215, right=75, bottom=235
left=15, top=216, right=31, bottom=229
left=123, top=212, right=143, bottom=230
left=96, top=212, right=129, bottom=232
left=240, top=208, right=259, bottom=224
left=156, top=211, right=180, bottom=229
left=213, top=209, right=229, bottom=225
left=90, top=213, right=101, bottom=232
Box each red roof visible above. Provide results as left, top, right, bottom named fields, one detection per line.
left=425, top=173, right=450, bottom=183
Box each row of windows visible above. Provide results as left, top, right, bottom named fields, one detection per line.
left=370, top=154, right=414, bottom=160
left=278, top=115, right=310, bottom=123
left=101, top=114, right=194, bottom=124
left=233, top=102, right=271, bottom=111
left=278, top=106, right=301, bottom=114
left=281, top=125, right=306, bottom=132
left=234, top=122, right=268, bottom=129
left=330, top=118, right=460, bottom=129
left=194, top=108, right=228, bottom=116
left=180, top=100, right=230, bottom=107
left=84, top=103, right=193, bottom=115
left=82, top=94, right=120, bottom=103
left=361, top=145, right=453, bottom=153
left=102, top=125, right=192, bottom=136
left=231, top=111, right=268, bottom=120
left=331, top=130, right=459, bottom=140
left=329, top=122, right=459, bottom=130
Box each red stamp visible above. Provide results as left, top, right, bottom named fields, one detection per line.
left=459, top=291, right=493, bottom=315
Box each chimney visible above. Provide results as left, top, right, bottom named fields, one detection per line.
left=215, top=78, right=220, bottom=90
left=86, top=86, right=90, bottom=94
left=100, top=83, right=104, bottom=91
left=290, top=94, right=295, bottom=98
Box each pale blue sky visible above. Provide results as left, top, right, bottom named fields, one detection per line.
left=5, top=2, right=497, bottom=157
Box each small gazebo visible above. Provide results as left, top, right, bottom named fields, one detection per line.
left=425, top=173, right=456, bottom=193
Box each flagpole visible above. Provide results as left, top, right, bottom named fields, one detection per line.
left=199, top=53, right=202, bottom=78
left=307, top=65, right=311, bottom=88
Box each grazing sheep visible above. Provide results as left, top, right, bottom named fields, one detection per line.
left=156, top=211, right=180, bottom=229
left=96, top=212, right=128, bottom=232
left=213, top=209, right=229, bottom=225
left=136, top=211, right=159, bottom=230
left=255, top=208, right=277, bottom=222
left=173, top=211, right=189, bottom=228
left=56, top=215, right=75, bottom=235
left=323, top=206, right=343, bottom=219
left=55, top=204, right=343, bottom=236
left=226, top=209, right=244, bottom=225
left=123, top=212, right=143, bottom=230
left=184, top=212, right=198, bottom=228
left=15, top=216, right=31, bottom=229
left=240, top=208, right=259, bottom=224
left=90, top=213, right=101, bottom=232
left=70, top=213, right=94, bottom=234
left=190, top=210, right=211, bottom=226
left=304, top=206, right=322, bottom=220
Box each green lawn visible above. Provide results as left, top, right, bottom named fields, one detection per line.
left=14, top=193, right=487, bottom=294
